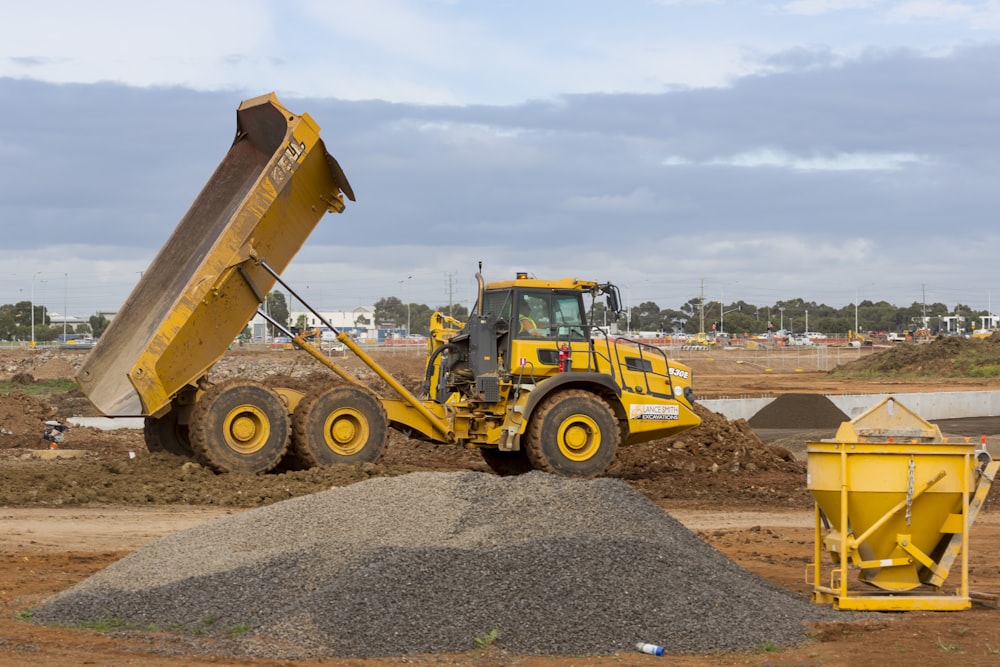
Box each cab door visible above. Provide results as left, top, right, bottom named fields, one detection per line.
left=510, top=290, right=590, bottom=378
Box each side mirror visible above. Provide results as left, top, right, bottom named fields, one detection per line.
left=605, top=286, right=620, bottom=314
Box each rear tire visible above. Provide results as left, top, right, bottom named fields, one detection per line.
left=291, top=387, right=387, bottom=467
left=525, top=390, right=619, bottom=478
left=480, top=447, right=534, bottom=476
left=143, top=411, right=192, bottom=457
left=189, top=380, right=289, bottom=473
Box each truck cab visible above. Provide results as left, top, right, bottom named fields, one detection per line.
left=416, top=273, right=701, bottom=476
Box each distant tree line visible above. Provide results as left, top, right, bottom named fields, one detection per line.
left=373, top=297, right=469, bottom=336
left=375, top=295, right=983, bottom=337
left=2, top=292, right=978, bottom=343
left=0, top=301, right=108, bottom=342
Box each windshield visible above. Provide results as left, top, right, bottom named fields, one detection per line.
left=515, top=291, right=587, bottom=339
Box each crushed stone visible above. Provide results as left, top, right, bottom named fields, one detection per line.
left=34, top=471, right=853, bottom=659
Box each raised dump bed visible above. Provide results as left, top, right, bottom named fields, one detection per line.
left=77, top=93, right=353, bottom=418
left=807, top=397, right=998, bottom=611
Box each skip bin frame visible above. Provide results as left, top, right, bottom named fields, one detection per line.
left=806, top=397, right=998, bottom=611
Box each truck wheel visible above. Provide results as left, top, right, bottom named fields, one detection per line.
left=143, top=411, right=192, bottom=457
left=189, top=380, right=289, bottom=473
left=291, top=387, right=387, bottom=466
left=525, top=390, right=619, bottom=478
left=480, top=447, right=533, bottom=476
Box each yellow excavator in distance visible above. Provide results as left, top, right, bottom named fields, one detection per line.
left=76, top=94, right=701, bottom=478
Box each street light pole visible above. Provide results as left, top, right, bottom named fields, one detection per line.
left=63, top=273, right=68, bottom=340
left=30, top=271, right=41, bottom=347
left=626, top=284, right=632, bottom=333
left=721, top=306, right=740, bottom=336
left=854, top=287, right=859, bottom=334
left=399, top=276, right=412, bottom=336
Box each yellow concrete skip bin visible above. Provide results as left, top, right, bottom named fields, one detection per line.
left=806, top=396, right=998, bottom=611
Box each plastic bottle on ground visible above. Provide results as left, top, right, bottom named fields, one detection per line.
left=635, top=641, right=664, bottom=656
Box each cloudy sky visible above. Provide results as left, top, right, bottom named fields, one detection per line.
left=1, top=0, right=998, bottom=322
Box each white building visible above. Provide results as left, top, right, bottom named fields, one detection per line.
left=293, top=307, right=377, bottom=340
left=250, top=306, right=379, bottom=342
left=45, top=311, right=88, bottom=331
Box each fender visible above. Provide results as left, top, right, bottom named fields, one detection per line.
left=520, top=372, right=623, bottom=422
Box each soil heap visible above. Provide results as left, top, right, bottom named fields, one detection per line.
left=748, top=394, right=849, bottom=430
left=33, top=471, right=848, bottom=659
left=0, top=391, right=57, bottom=447
left=833, top=334, right=1000, bottom=377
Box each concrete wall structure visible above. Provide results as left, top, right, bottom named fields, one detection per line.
left=701, top=391, right=1000, bottom=423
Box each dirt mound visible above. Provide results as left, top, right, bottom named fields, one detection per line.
left=614, top=404, right=806, bottom=505
left=0, top=387, right=810, bottom=509
left=0, top=392, right=58, bottom=448
left=622, top=404, right=800, bottom=474
left=748, top=394, right=848, bottom=429
left=33, top=357, right=77, bottom=380
left=833, top=334, right=1000, bottom=377
left=0, top=349, right=89, bottom=381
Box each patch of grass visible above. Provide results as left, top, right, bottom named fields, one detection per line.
left=758, top=640, right=781, bottom=652
left=227, top=622, right=252, bottom=638
left=936, top=636, right=964, bottom=653
left=14, top=609, right=33, bottom=621
left=75, top=617, right=131, bottom=631
left=0, top=377, right=78, bottom=396
left=968, top=364, right=1000, bottom=377
left=474, top=628, right=499, bottom=649
left=192, top=614, right=220, bottom=635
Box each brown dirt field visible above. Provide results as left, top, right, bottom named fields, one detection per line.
left=2, top=346, right=1000, bottom=666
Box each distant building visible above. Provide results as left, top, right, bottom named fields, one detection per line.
left=940, top=315, right=966, bottom=334
left=45, top=311, right=87, bottom=331
left=250, top=306, right=379, bottom=342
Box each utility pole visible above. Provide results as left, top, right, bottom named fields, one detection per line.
left=922, top=283, right=928, bottom=328
left=445, top=271, right=456, bottom=314
left=698, top=278, right=706, bottom=336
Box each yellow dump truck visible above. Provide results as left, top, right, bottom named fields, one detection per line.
left=77, top=93, right=701, bottom=477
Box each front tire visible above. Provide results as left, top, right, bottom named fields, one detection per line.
left=291, top=387, right=387, bottom=467
left=189, top=380, right=290, bottom=473
left=525, top=390, right=619, bottom=478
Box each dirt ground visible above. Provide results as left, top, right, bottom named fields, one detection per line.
left=3, top=346, right=1000, bottom=666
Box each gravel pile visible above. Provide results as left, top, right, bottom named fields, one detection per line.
left=748, top=393, right=848, bottom=429
left=34, top=471, right=849, bottom=658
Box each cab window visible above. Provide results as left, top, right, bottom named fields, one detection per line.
left=516, top=292, right=587, bottom=340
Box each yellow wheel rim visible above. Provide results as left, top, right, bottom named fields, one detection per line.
left=323, top=408, right=370, bottom=456
left=556, top=414, right=601, bottom=461
left=223, top=404, right=270, bottom=454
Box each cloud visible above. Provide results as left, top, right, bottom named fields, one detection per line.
left=780, top=0, right=881, bottom=17
left=1, top=40, right=999, bottom=318
left=708, top=149, right=926, bottom=171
